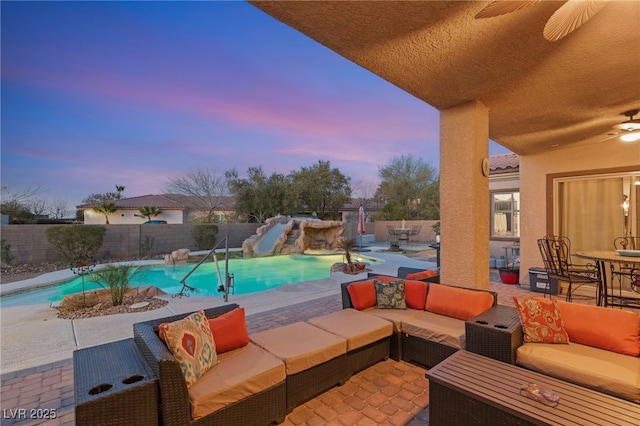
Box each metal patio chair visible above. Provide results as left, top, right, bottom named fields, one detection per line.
left=537, top=236, right=601, bottom=302
left=612, top=236, right=640, bottom=295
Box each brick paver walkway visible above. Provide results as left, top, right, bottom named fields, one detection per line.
left=1, top=272, right=537, bottom=425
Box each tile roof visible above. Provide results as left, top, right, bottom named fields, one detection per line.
left=490, top=153, right=519, bottom=172
left=77, top=194, right=236, bottom=210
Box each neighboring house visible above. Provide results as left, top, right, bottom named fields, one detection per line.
left=489, top=153, right=520, bottom=262
left=340, top=199, right=385, bottom=224
left=77, top=194, right=235, bottom=225
left=78, top=194, right=385, bottom=225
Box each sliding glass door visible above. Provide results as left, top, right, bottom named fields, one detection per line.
left=554, top=172, right=640, bottom=252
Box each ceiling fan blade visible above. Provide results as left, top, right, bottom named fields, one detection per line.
left=543, top=0, right=609, bottom=41
left=597, top=129, right=640, bottom=144
left=475, top=0, right=542, bottom=19
left=597, top=132, right=622, bottom=143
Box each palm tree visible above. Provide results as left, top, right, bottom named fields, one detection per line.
left=338, top=238, right=357, bottom=273
left=115, top=185, right=125, bottom=199
left=135, top=206, right=162, bottom=222
left=93, top=202, right=116, bottom=224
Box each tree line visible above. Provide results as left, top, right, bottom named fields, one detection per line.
left=1, top=155, right=440, bottom=224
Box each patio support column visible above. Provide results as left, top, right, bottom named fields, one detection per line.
left=439, top=101, right=490, bottom=290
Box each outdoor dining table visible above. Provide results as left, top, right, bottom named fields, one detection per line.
left=394, top=228, right=411, bottom=241
left=574, top=250, right=640, bottom=308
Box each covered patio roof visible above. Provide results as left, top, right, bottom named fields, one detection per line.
left=250, top=1, right=640, bottom=154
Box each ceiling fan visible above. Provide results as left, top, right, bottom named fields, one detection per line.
left=601, top=110, right=640, bottom=143
left=475, top=0, right=610, bottom=41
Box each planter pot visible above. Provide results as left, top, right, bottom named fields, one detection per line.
left=499, top=268, right=520, bottom=285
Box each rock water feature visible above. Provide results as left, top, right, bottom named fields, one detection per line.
left=243, top=215, right=345, bottom=258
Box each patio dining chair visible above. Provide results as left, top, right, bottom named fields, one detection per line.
left=612, top=236, right=640, bottom=295
left=387, top=225, right=400, bottom=240
left=408, top=225, right=422, bottom=243
left=537, top=236, right=601, bottom=302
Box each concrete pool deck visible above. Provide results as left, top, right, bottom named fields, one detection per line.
left=0, top=246, right=547, bottom=426
left=0, top=246, right=437, bottom=374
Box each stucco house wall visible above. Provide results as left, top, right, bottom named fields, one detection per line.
left=519, top=142, right=640, bottom=286
left=83, top=209, right=185, bottom=225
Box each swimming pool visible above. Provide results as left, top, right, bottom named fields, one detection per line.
left=0, top=253, right=378, bottom=307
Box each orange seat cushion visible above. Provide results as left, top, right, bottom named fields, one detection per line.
left=425, top=284, right=494, bottom=320
left=346, top=280, right=377, bottom=310
left=208, top=307, right=250, bottom=354
left=406, top=270, right=438, bottom=280
left=556, top=300, right=640, bottom=356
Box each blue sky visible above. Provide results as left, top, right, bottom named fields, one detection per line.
left=1, top=1, right=509, bottom=212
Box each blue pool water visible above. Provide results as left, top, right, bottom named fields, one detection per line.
left=1, top=254, right=377, bottom=307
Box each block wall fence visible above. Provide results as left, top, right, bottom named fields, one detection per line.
left=0, top=224, right=260, bottom=265
left=0, top=220, right=439, bottom=265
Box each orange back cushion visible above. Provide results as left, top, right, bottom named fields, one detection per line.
left=207, top=307, right=250, bottom=354
left=346, top=280, right=377, bottom=310
left=556, top=300, right=640, bottom=356
left=404, top=280, right=428, bottom=309
left=406, top=270, right=438, bottom=280
left=425, top=284, right=494, bottom=320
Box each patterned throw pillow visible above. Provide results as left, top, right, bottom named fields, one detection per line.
left=162, top=310, right=218, bottom=387
left=374, top=279, right=407, bottom=309
left=513, top=297, right=570, bottom=344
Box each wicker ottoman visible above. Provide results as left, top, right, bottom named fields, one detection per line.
left=307, top=308, right=392, bottom=375
left=250, top=322, right=348, bottom=412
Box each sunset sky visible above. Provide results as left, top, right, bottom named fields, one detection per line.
left=2, top=1, right=509, bottom=214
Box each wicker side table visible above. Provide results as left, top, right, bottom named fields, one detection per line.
left=465, top=305, right=523, bottom=364
left=74, top=338, right=158, bottom=426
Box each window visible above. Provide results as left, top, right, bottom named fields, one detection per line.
left=554, top=171, right=640, bottom=251
left=491, top=192, right=520, bottom=238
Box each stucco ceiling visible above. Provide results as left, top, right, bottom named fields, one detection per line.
left=250, top=1, right=640, bottom=155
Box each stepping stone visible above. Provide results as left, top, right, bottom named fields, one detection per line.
left=130, top=301, right=149, bottom=309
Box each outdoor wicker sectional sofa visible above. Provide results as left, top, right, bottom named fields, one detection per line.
left=340, top=271, right=498, bottom=368
left=132, top=302, right=394, bottom=425
left=514, top=299, right=640, bottom=403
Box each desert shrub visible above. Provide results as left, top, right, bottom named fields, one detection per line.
left=1, top=239, right=14, bottom=266
left=140, top=235, right=155, bottom=258
left=45, top=225, right=106, bottom=262
left=88, top=264, right=145, bottom=306
left=191, top=224, right=219, bottom=250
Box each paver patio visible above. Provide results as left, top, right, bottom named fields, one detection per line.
left=0, top=269, right=540, bottom=426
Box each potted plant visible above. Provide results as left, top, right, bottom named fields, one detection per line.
left=389, top=238, right=400, bottom=251
left=498, top=263, right=520, bottom=285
